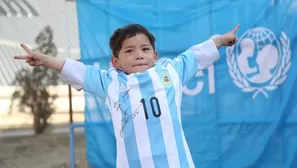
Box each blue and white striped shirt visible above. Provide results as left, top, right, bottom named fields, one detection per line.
left=61, top=39, right=219, bottom=168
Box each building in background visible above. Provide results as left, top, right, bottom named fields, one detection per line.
left=0, top=0, right=79, bottom=86
left=0, top=0, right=84, bottom=128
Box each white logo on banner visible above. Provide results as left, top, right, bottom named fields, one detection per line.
left=182, top=65, right=215, bottom=96
left=226, top=27, right=291, bottom=99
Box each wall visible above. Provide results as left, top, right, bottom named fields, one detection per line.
left=0, top=85, right=85, bottom=129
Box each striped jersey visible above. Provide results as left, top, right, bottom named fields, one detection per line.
left=60, top=39, right=219, bottom=168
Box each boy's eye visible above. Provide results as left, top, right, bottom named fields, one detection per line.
left=125, top=49, right=133, bottom=53
left=143, top=48, right=150, bottom=51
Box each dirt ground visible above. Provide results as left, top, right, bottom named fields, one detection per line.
left=0, top=133, right=88, bottom=168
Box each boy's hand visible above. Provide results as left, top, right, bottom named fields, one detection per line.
left=213, top=24, right=239, bottom=48
left=14, top=44, right=46, bottom=66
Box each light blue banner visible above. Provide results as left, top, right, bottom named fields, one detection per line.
left=76, top=0, right=297, bottom=167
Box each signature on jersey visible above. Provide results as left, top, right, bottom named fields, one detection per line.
left=112, top=86, right=144, bottom=137
left=119, top=104, right=142, bottom=137
left=113, top=87, right=132, bottom=111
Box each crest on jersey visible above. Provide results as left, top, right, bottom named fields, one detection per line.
left=161, top=71, right=172, bottom=87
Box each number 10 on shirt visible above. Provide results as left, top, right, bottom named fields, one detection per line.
left=140, top=97, right=162, bottom=120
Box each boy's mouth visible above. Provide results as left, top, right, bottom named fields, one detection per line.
left=132, top=64, right=148, bottom=67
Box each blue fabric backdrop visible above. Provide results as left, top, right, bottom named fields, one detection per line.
left=76, top=0, right=297, bottom=167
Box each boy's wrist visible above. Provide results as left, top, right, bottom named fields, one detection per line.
left=41, top=54, right=65, bottom=72
left=213, top=36, right=223, bottom=48
left=41, top=54, right=51, bottom=65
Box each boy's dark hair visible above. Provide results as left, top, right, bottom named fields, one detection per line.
left=109, top=24, right=155, bottom=58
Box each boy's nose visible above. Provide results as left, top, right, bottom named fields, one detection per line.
left=136, top=51, right=144, bottom=60
left=136, top=56, right=144, bottom=60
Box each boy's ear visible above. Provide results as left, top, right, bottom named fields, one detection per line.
left=154, top=50, right=158, bottom=60
left=111, top=56, right=121, bottom=69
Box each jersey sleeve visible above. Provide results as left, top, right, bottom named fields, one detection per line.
left=60, top=58, right=110, bottom=99
left=172, top=39, right=219, bottom=85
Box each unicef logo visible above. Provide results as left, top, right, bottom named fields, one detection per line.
left=226, top=27, right=291, bottom=99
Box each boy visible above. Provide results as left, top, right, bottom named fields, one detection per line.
left=15, top=24, right=239, bottom=168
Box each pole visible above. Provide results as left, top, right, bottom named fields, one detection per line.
left=68, top=84, right=73, bottom=123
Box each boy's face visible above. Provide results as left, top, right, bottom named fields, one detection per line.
left=112, top=33, right=158, bottom=74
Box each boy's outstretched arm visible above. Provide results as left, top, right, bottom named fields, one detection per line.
left=14, top=44, right=109, bottom=98
left=14, top=44, right=85, bottom=90
left=14, top=44, right=65, bottom=72
left=173, top=24, right=240, bottom=85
